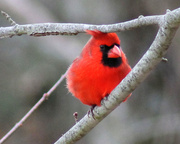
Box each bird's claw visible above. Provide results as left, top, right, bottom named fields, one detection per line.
left=88, top=105, right=96, bottom=120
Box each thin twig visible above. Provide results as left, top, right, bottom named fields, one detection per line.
left=162, top=57, right=168, bottom=62
left=73, top=112, right=79, bottom=124
left=1, top=11, right=18, bottom=26
left=0, top=72, right=67, bottom=144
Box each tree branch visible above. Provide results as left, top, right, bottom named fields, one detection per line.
left=0, top=14, right=162, bottom=39
left=1, top=11, right=17, bottom=26
left=54, top=8, right=180, bottom=144
left=0, top=72, right=66, bottom=144
left=0, top=7, right=180, bottom=144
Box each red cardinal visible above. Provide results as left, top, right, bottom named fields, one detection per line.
left=66, top=30, right=131, bottom=109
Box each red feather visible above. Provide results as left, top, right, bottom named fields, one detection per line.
left=66, top=30, right=131, bottom=106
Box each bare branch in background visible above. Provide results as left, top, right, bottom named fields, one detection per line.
left=0, top=7, right=180, bottom=144
left=0, top=73, right=67, bottom=144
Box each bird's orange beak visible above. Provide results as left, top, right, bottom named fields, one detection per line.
left=107, top=45, right=122, bottom=58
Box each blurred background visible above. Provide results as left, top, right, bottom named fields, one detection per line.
left=0, top=0, right=180, bottom=144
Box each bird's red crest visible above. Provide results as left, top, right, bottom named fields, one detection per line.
left=85, top=29, right=120, bottom=46
left=85, top=30, right=105, bottom=38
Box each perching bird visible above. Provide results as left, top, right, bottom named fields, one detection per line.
left=66, top=30, right=131, bottom=111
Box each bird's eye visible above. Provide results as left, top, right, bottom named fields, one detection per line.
left=100, top=45, right=106, bottom=50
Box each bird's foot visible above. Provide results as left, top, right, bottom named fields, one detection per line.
left=88, top=105, right=96, bottom=120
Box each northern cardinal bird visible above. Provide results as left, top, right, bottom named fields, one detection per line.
left=66, top=30, right=131, bottom=112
